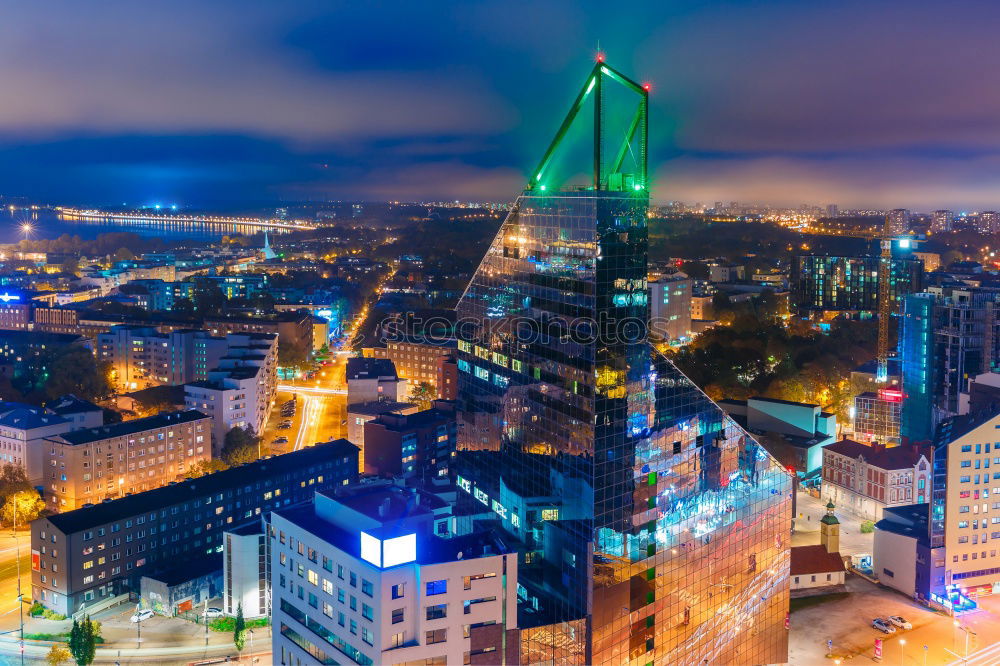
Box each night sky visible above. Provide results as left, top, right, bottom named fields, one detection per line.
left=3, top=0, right=999, bottom=209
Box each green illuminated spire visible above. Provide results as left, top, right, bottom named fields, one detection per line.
left=527, top=58, right=649, bottom=193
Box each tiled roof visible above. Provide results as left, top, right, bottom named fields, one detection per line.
left=790, top=545, right=846, bottom=576
left=823, top=438, right=929, bottom=470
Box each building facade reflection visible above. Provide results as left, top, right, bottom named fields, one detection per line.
left=454, top=61, right=791, bottom=665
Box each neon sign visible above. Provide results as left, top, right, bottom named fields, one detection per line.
left=0, top=292, right=21, bottom=303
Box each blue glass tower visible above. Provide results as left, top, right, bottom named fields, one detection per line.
left=454, top=62, right=791, bottom=665
left=900, top=293, right=936, bottom=442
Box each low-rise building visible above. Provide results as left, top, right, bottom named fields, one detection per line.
left=347, top=401, right=418, bottom=471
left=873, top=503, right=932, bottom=599
left=41, top=410, right=212, bottom=511
left=347, top=358, right=407, bottom=406
left=363, top=401, right=456, bottom=480
left=270, top=483, right=518, bottom=666
left=30, top=439, right=359, bottom=617
left=821, top=438, right=931, bottom=520
left=790, top=502, right=847, bottom=597
left=853, top=390, right=902, bottom=443
left=719, top=396, right=836, bottom=478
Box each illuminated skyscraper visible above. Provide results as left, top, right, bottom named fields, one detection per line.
left=454, top=61, right=791, bottom=665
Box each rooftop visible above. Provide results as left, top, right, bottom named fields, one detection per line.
left=45, top=439, right=359, bottom=534
left=347, top=400, right=416, bottom=417
left=823, top=438, right=929, bottom=470
left=790, top=545, right=846, bottom=576
left=346, top=357, right=398, bottom=381
left=935, top=410, right=1000, bottom=448
left=56, top=410, right=209, bottom=446
left=0, top=404, right=68, bottom=431
left=46, top=394, right=102, bottom=416
left=874, top=503, right=930, bottom=546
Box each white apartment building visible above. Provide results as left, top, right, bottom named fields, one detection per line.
left=184, top=333, right=277, bottom=454
left=271, top=484, right=517, bottom=666
left=346, top=357, right=407, bottom=406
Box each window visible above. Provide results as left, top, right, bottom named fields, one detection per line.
left=426, top=603, right=447, bottom=620
left=361, top=627, right=374, bottom=646
left=463, top=596, right=496, bottom=614
left=350, top=572, right=357, bottom=587
left=350, top=619, right=357, bottom=635
left=426, top=629, right=447, bottom=645
left=362, top=603, right=373, bottom=621
left=392, top=608, right=404, bottom=624
left=361, top=579, right=373, bottom=597
left=391, top=583, right=405, bottom=599
left=307, top=570, right=319, bottom=585
left=463, top=572, right=497, bottom=590
left=390, top=632, right=405, bottom=648
left=426, top=580, right=447, bottom=596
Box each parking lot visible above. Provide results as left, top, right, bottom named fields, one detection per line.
left=790, top=576, right=1000, bottom=664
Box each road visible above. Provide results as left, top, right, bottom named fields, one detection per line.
left=0, top=530, right=31, bottom=635
left=263, top=353, right=350, bottom=459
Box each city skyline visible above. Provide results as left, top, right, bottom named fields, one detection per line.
left=3, top=2, right=1000, bottom=208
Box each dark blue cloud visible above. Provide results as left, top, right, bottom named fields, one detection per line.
left=1, top=0, right=1000, bottom=208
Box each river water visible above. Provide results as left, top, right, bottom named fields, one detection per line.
left=0, top=209, right=271, bottom=245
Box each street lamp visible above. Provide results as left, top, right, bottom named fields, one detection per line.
left=248, top=628, right=255, bottom=663
left=900, top=638, right=905, bottom=666
left=953, top=620, right=974, bottom=661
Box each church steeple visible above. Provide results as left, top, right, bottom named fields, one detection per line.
left=262, top=230, right=277, bottom=260
left=820, top=501, right=841, bottom=554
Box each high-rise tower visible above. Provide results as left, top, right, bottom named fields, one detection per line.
left=454, top=61, right=791, bottom=664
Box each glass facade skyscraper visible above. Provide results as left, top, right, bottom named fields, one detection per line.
left=453, top=62, right=791, bottom=665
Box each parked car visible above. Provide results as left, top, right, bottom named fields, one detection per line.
left=130, top=609, right=154, bottom=623
left=872, top=618, right=896, bottom=634
left=278, top=420, right=292, bottom=429
left=887, top=615, right=911, bottom=630
left=203, top=607, right=224, bottom=619
left=272, top=436, right=288, bottom=445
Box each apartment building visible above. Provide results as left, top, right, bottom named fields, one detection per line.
left=97, top=326, right=231, bottom=391
left=649, top=272, right=692, bottom=343
left=204, top=311, right=314, bottom=353
left=271, top=483, right=517, bottom=666
left=0, top=404, right=74, bottom=487
left=375, top=339, right=456, bottom=395
left=30, top=439, right=359, bottom=616
left=41, top=410, right=211, bottom=512
left=821, top=438, right=931, bottom=520
left=183, top=333, right=278, bottom=452
left=926, top=412, right=1000, bottom=608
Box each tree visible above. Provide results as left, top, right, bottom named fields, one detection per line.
left=191, top=278, right=227, bottom=314
left=278, top=339, right=310, bottom=371
left=68, top=616, right=96, bottom=666
left=188, top=459, right=228, bottom=478
left=221, top=426, right=259, bottom=466
left=112, top=247, right=135, bottom=261
left=46, top=643, right=71, bottom=666
left=233, top=602, right=247, bottom=654
left=407, top=381, right=436, bottom=408
left=42, top=347, right=112, bottom=402
left=2, top=488, right=45, bottom=527
left=59, top=257, right=80, bottom=276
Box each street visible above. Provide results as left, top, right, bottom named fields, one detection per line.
left=793, top=490, right=874, bottom=558
left=264, top=353, right=349, bottom=459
